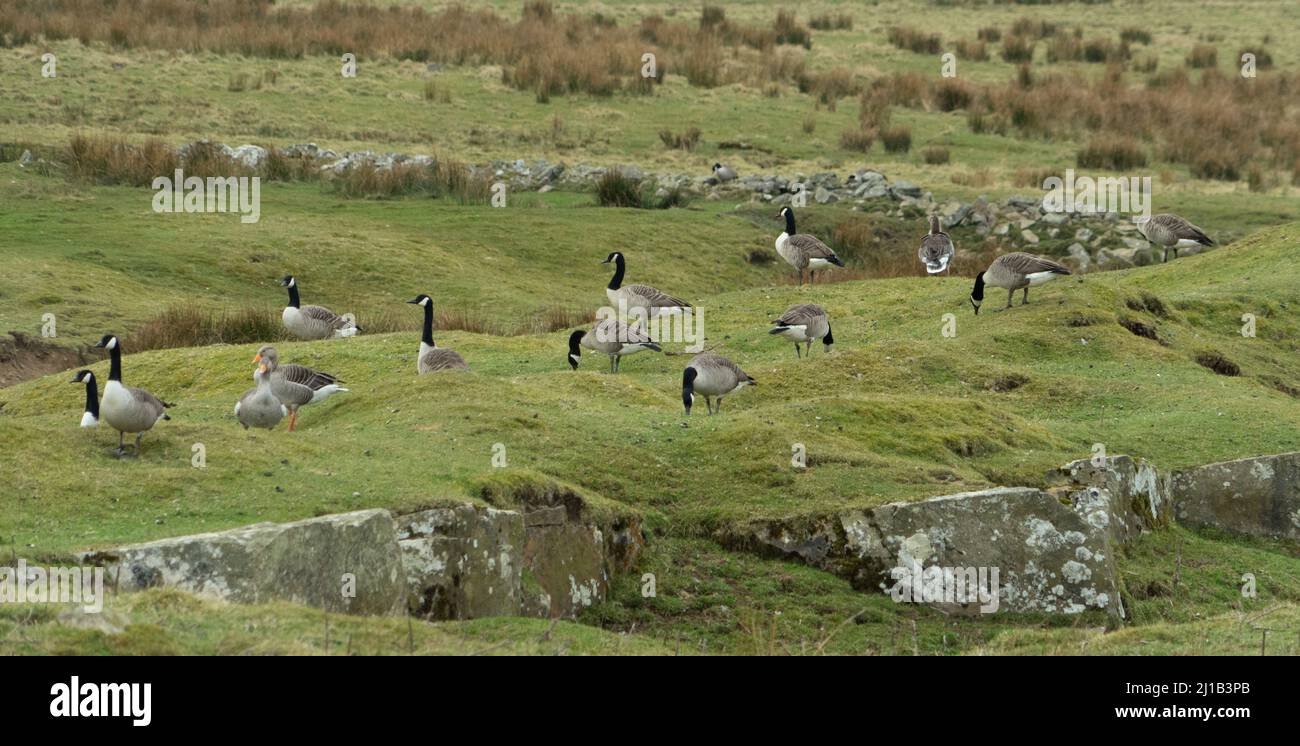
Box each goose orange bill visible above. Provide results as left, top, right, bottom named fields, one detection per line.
left=253, top=352, right=262, bottom=362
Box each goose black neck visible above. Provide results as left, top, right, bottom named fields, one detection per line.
left=568, top=330, right=584, bottom=356
left=972, top=272, right=985, bottom=301
left=84, top=378, right=99, bottom=417
left=421, top=303, right=435, bottom=347
left=607, top=256, right=625, bottom=291
left=823, top=322, right=834, bottom=346
left=784, top=211, right=796, bottom=235
left=682, top=367, right=698, bottom=413
left=108, top=344, right=122, bottom=382
left=286, top=283, right=300, bottom=309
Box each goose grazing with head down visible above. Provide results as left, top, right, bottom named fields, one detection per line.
left=775, top=206, right=845, bottom=286
left=602, top=252, right=691, bottom=318
left=280, top=275, right=361, bottom=340
left=970, top=252, right=1071, bottom=314
left=405, top=294, right=469, bottom=373
left=682, top=353, right=755, bottom=415
left=918, top=215, right=955, bottom=275
left=92, top=335, right=171, bottom=455
left=234, top=361, right=287, bottom=430
left=769, top=303, right=833, bottom=358
left=1135, top=214, right=1214, bottom=263
left=70, top=369, right=99, bottom=428
left=712, top=163, right=737, bottom=183
left=253, top=346, right=348, bottom=432
left=568, top=318, right=662, bottom=373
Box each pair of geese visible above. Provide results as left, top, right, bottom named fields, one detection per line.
left=920, top=211, right=1214, bottom=313
left=69, top=334, right=349, bottom=455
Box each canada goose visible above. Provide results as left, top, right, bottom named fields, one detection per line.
left=568, top=318, right=662, bottom=373
left=280, top=275, right=361, bottom=340
left=769, top=303, right=833, bottom=358
left=70, top=369, right=99, bottom=428
left=253, top=346, right=348, bottom=432
left=775, top=207, right=845, bottom=286
left=682, top=353, right=755, bottom=415
left=405, top=294, right=470, bottom=373
left=602, top=252, right=691, bottom=318
left=1135, top=214, right=1214, bottom=263
left=234, top=362, right=287, bottom=430
left=970, top=252, right=1072, bottom=314
left=92, top=335, right=171, bottom=456
left=919, top=215, right=955, bottom=275
left=712, top=163, right=737, bottom=183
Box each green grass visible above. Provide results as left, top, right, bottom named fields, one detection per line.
left=4, top=0, right=1300, bottom=655
left=0, top=166, right=774, bottom=342
left=3, top=215, right=1299, bottom=554
left=0, top=588, right=679, bottom=655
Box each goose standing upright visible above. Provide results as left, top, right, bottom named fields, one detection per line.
left=682, top=353, right=756, bottom=415
left=567, top=318, right=662, bottom=373
left=769, top=303, right=833, bottom=358
left=406, top=294, right=470, bottom=373
left=602, top=252, right=691, bottom=318
left=92, top=335, right=171, bottom=455
left=234, top=362, right=288, bottom=430
left=1135, top=214, right=1214, bottom=263
left=969, top=253, right=1071, bottom=314
left=70, top=369, right=99, bottom=428
left=280, top=275, right=361, bottom=340
left=918, top=215, right=955, bottom=275
left=775, top=207, right=845, bottom=286
left=254, top=346, right=348, bottom=431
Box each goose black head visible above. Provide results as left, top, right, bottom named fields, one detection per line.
left=567, top=329, right=585, bottom=370
left=777, top=206, right=791, bottom=220
left=280, top=275, right=296, bottom=288
left=602, top=252, right=623, bottom=265
left=970, top=272, right=985, bottom=315
left=93, top=334, right=118, bottom=350
left=823, top=322, right=834, bottom=349
left=406, top=294, right=432, bottom=307
left=682, top=366, right=698, bottom=415
left=70, top=369, right=95, bottom=384
left=712, top=163, right=722, bottom=171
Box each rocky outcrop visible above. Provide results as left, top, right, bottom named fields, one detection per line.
left=1172, top=453, right=1300, bottom=541
left=397, top=500, right=636, bottom=621
left=81, top=509, right=408, bottom=616
left=720, top=456, right=1172, bottom=618
left=81, top=493, right=646, bottom=621
left=397, top=504, right=637, bottom=626
left=398, top=505, right=527, bottom=620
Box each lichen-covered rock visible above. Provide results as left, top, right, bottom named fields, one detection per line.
left=82, top=509, right=406, bottom=616
left=397, top=497, right=645, bottom=621
left=1054, top=454, right=1170, bottom=546
left=522, top=505, right=617, bottom=618
left=1171, top=452, right=1300, bottom=540
left=398, top=505, right=525, bottom=620
left=721, top=486, right=1120, bottom=617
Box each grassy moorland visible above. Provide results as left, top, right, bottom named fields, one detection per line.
left=2, top=215, right=1299, bottom=555
left=2, top=0, right=1299, bottom=655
